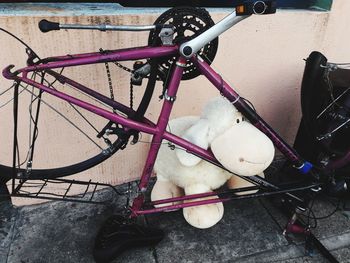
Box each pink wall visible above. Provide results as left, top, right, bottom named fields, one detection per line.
left=1, top=1, right=349, bottom=205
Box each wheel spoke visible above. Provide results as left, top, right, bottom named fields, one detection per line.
left=0, top=85, right=25, bottom=109
left=19, top=83, right=104, bottom=151
left=317, top=87, right=350, bottom=119
left=37, top=71, right=123, bottom=141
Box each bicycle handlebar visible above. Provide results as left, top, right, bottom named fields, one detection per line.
left=39, top=19, right=60, bottom=33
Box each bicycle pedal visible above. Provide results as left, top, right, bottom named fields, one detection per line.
left=93, top=215, right=164, bottom=263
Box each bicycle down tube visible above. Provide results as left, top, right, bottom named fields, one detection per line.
left=192, top=55, right=313, bottom=174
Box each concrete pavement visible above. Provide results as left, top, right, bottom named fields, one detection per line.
left=1, top=182, right=350, bottom=263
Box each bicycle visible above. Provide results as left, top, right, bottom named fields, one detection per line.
left=0, top=1, right=349, bottom=262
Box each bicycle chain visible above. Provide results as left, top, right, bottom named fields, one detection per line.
left=112, top=60, right=134, bottom=74
left=99, top=48, right=135, bottom=109
left=129, top=82, right=134, bottom=109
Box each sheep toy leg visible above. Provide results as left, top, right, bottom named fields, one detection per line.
left=151, top=174, right=184, bottom=209
left=183, top=184, right=224, bottom=229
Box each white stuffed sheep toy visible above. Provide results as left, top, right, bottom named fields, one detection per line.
left=151, top=96, right=275, bottom=229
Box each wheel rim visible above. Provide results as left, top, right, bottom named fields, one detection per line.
left=0, top=69, right=130, bottom=181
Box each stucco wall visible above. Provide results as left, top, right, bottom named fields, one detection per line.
left=0, top=1, right=349, bottom=205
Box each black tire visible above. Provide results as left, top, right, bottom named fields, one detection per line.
left=0, top=59, right=158, bottom=182
left=0, top=137, right=127, bottom=182
left=0, top=73, right=130, bottom=182
left=300, top=51, right=350, bottom=171
left=301, top=51, right=328, bottom=138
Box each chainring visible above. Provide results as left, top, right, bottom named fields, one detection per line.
left=148, top=7, right=219, bottom=81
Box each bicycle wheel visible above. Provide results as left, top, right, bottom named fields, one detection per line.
left=301, top=51, right=350, bottom=170
left=0, top=58, right=157, bottom=183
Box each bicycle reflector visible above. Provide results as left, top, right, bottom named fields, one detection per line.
left=236, top=1, right=277, bottom=16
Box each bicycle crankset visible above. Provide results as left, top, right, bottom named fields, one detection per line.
left=148, top=6, right=219, bottom=80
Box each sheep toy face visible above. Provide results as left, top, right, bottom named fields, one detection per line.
left=151, top=96, right=275, bottom=229
left=175, top=97, right=275, bottom=175
left=211, top=116, right=275, bottom=176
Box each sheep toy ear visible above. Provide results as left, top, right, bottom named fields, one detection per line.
left=175, top=119, right=210, bottom=167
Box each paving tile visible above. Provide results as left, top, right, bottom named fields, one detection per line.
left=232, top=232, right=350, bottom=263
left=238, top=244, right=309, bottom=263
left=308, top=197, right=350, bottom=239
left=262, top=194, right=350, bottom=242
left=331, top=246, right=350, bottom=263
left=147, top=199, right=288, bottom=263
left=273, top=254, right=329, bottom=263
left=5, top=187, right=155, bottom=263
left=273, top=246, right=349, bottom=263
left=2, top=182, right=350, bottom=263
left=110, top=247, right=156, bottom=263
left=0, top=201, right=17, bottom=263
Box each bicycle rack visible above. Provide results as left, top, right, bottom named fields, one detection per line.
left=2, top=178, right=124, bottom=205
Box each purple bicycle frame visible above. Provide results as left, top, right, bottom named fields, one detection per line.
left=2, top=44, right=321, bottom=216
